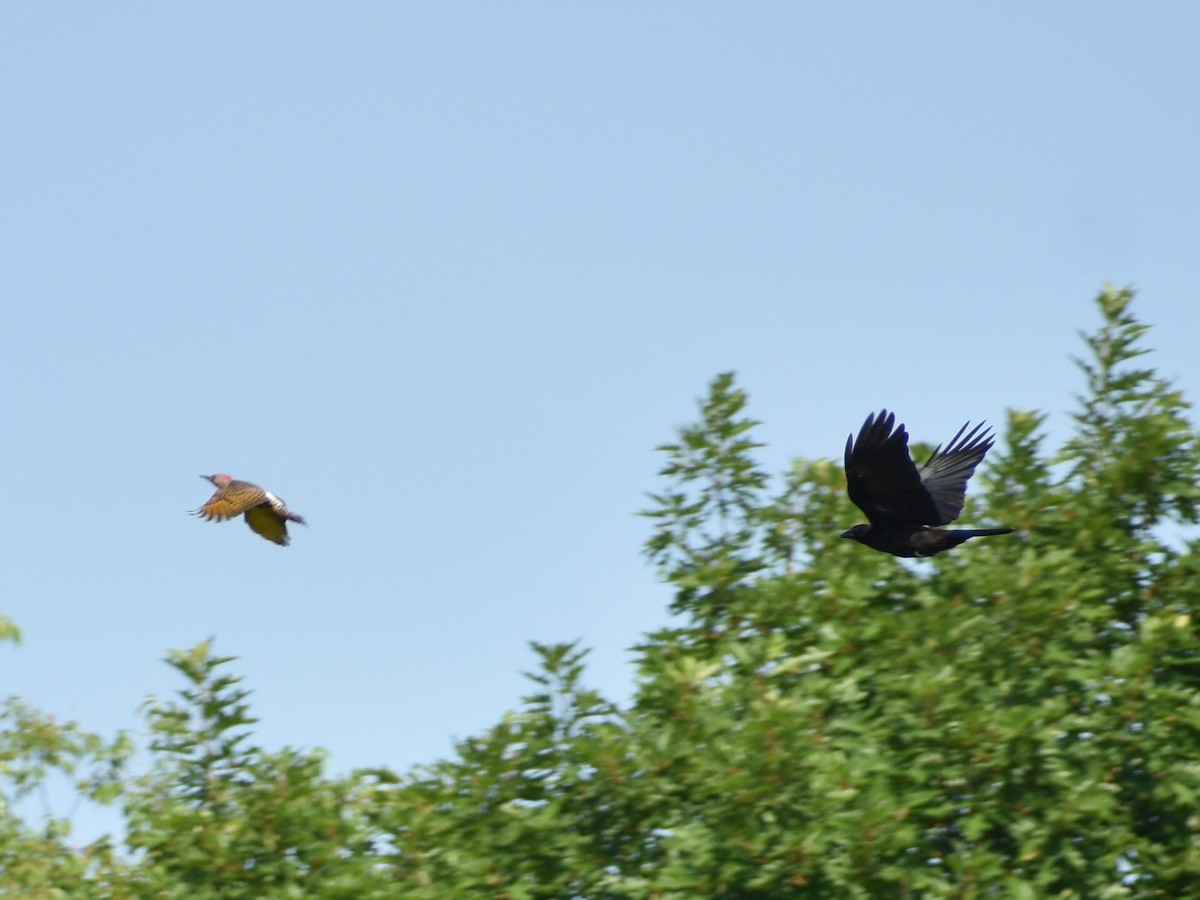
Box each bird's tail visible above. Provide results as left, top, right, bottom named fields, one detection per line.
left=959, top=527, right=1014, bottom=537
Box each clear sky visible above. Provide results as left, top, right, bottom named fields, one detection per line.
left=2, top=4, right=1198, bottom=838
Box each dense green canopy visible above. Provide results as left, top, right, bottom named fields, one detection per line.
left=3, top=288, right=1198, bottom=897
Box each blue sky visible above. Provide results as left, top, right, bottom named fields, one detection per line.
left=2, top=4, right=1197, bottom=838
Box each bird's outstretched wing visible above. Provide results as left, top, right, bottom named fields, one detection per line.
left=192, top=480, right=270, bottom=522
left=918, top=421, right=995, bottom=525
left=244, top=505, right=291, bottom=545
left=844, top=410, right=943, bottom=527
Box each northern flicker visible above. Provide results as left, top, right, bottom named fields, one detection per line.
left=192, top=474, right=306, bottom=546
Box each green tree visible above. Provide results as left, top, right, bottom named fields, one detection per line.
left=0, top=695, right=132, bottom=897
left=2, top=286, right=1198, bottom=898
left=378, top=286, right=1200, bottom=897
left=624, top=286, right=1200, bottom=897
left=123, top=641, right=391, bottom=899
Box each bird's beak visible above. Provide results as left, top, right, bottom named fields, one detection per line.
left=199, top=475, right=210, bottom=481
left=840, top=529, right=854, bottom=539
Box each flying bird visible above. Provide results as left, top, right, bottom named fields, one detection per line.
left=842, top=410, right=1013, bottom=557
left=192, top=474, right=306, bottom=546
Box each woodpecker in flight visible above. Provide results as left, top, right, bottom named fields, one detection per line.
left=192, top=474, right=306, bottom=546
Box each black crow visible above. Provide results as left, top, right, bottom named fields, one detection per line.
left=842, top=410, right=1014, bottom=557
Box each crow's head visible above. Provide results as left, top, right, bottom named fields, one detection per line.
left=841, top=524, right=870, bottom=543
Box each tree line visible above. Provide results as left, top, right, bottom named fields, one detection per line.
left=2, top=287, right=1198, bottom=897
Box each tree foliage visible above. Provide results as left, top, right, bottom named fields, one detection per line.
left=2, top=287, right=1199, bottom=896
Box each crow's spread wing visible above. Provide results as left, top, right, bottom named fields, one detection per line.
left=844, top=410, right=942, bottom=526
left=918, top=421, right=995, bottom=525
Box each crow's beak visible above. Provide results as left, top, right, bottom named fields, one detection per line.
left=840, top=529, right=854, bottom=539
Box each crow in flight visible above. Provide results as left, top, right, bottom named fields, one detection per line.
left=842, top=410, right=1014, bottom=557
